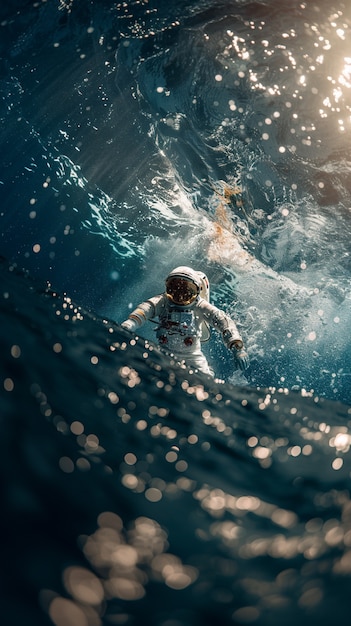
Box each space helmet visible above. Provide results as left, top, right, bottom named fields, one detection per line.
left=165, top=266, right=201, bottom=306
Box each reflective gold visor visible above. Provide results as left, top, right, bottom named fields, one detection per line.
left=166, top=277, right=199, bottom=305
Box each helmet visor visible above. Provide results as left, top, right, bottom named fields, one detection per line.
left=166, top=277, right=199, bottom=305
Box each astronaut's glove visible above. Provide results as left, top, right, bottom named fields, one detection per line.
left=230, top=342, right=250, bottom=371
left=121, top=319, right=138, bottom=333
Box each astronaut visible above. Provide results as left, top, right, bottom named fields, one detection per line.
left=121, top=266, right=249, bottom=376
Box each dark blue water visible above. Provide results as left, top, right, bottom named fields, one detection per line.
left=1, top=1, right=351, bottom=625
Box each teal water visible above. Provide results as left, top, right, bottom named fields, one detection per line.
left=2, top=257, right=351, bottom=626
left=1, top=1, right=351, bottom=624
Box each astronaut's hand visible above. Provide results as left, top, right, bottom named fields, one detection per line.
left=121, top=319, right=138, bottom=333
left=232, top=346, right=250, bottom=371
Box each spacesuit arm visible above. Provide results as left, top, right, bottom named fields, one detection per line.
left=198, top=300, right=249, bottom=371
left=121, top=294, right=165, bottom=333
left=198, top=300, right=243, bottom=348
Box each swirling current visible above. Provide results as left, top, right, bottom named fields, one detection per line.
left=1, top=1, right=351, bottom=625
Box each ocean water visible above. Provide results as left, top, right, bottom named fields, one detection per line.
left=1, top=1, right=351, bottom=625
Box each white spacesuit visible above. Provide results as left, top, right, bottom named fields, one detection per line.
left=121, top=266, right=249, bottom=376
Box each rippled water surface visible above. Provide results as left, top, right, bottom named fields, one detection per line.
left=1, top=1, right=351, bottom=625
